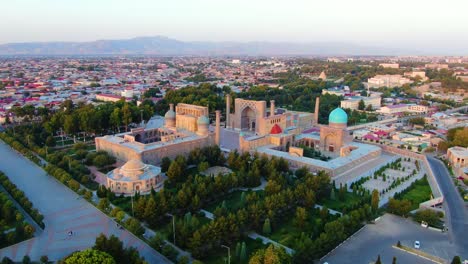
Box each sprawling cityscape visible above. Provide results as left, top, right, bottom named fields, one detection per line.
left=0, top=1, right=467, bottom=264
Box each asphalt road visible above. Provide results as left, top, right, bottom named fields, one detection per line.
left=0, top=141, right=171, bottom=263
left=427, top=156, right=468, bottom=259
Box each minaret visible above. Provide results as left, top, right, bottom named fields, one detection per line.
left=270, top=100, right=275, bottom=116
left=314, top=97, right=320, bottom=124
left=226, top=94, right=231, bottom=128
left=215, top=110, right=221, bottom=146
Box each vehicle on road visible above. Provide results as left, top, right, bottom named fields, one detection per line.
left=414, top=241, right=420, bottom=249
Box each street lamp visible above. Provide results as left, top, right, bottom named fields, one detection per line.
left=221, top=245, right=231, bottom=264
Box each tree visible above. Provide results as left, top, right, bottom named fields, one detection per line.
left=161, top=157, right=171, bottom=172
left=249, top=244, right=292, bottom=264
left=121, top=104, right=132, bottom=131
left=110, top=108, right=121, bottom=132
left=240, top=242, right=247, bottom=262
left=371, top=189, right=379, bottom=212
left=63, top=249, right=115, bottom=264
left=375, top=255, right=382, bottom=264
left=97, top=198, right=111, bottom=213
left=263, top=218, right=272, bottom=235
left=198, top=161, right=210, bottom=172
left=392, top=256, right=397, bottom=264
left=294, top=207, right=308, bottom=228
left=451, top=256, right=462, bottom=264
left=40, top=256, right=49, bottom=264
left=167, top=159, right=184, bottom=182
left=125, top=218, right=144, bottom=236
left=22, top=255, right=31, bottom=264
left=366, top=104, right=373, bottom=111
left=358, top=99, right=365, bottom=110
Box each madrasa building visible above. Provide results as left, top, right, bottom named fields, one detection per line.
left=95, top=103, right=221, bottom=166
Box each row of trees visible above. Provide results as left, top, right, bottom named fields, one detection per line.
left=0, top=172, right=44, bottom=228
left=0, top=193, right=36, bottom=248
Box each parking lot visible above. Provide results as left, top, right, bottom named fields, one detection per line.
left=322, top=214, right=456, bottom=264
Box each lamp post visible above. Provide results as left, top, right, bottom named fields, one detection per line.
left=221, top=245, right=231, bottom=264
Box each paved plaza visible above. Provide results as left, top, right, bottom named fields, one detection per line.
left=0, top=141, right=171, bottom=263
left=322, top=214, right=456, bottom=264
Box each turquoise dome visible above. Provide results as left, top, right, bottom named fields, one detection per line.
left=328, top=108, right=348, bottom=124
left=164, top=109, right=175, bottom=119
left=197, top=115, right=209, bottom=125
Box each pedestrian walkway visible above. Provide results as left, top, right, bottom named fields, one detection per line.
left=247, top=232, right=295, bottom=255
left=200, top=209, right=215, bottom=220
left=0, top=141, right=171, bottom=263
left=314, top=204, right=343, bottom=216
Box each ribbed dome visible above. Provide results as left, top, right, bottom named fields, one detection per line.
left=329, top=108, right=348, bottom=124
left=121, top=159, right=146, bottom=171
left=164, top=109, right=175, bottom=119
left=197, top=115, right=209, bottom=125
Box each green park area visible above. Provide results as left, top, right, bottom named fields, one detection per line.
left=395, top=176, right=432, bottom=210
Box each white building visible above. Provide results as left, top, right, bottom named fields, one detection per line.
left=367, top=75, right=413, bottom=88
left=340, top=94, right=381, bottom=110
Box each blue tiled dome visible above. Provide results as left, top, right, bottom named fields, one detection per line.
left=164, top=109, right=175, bottom=119
left=197, top=115, right=209, bottom=125
left=328, top=108, right=348, bottom=124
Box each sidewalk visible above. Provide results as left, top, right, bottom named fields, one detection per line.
left=247, top=232, right=295, bottom=255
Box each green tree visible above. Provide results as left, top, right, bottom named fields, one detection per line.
left=22, top=255, right=31, bottom=264
left=294, top=207, right=308, bottom=228
left=358, top=99, right=365, bottom=110
left=63, top=249, right=115, bottom=264
left=125, top=218, right=144, bottom=236
left=392, top=256, right=397, bottom=264
left=160, top=157, right=171, bottom=172
left=451, top=256, right=462, bottom=264
left=40, top=256, right=48, bottom=264
left=240, top=242, right=247, bottom=262
left=375, top=255, right=382, bottom=264
left=97, top=198, right=111, bottom=213
left=263, top=218, right=272, bottom=235
left=371, top=189, right=379, bottom=212
left=122, top=104, right=132, bottom=131
left=110, top=108, right=121, bottom=132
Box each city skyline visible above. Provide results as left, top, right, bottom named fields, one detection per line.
left=1, top=0, right=467, bottom=54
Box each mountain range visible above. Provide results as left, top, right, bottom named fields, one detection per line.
left=0, top=36, right=411, bottom=56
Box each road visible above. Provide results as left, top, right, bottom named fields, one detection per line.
left=427, top=156, right=468, bottom=259
left=0, top=141, right=171, bottom=263
left=322, top=214, right=455, bottom=264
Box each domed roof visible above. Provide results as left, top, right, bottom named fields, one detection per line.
left=197, top=115, right=209, bottom=125
left=329, top=108, right=348, bottom=124
left=270, top=124, right=283, bottom=134
left=121, top=159, right=146, bottom=171
left=164, top=109, right=175, bottom=119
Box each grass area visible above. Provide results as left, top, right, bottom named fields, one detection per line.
left=202, top=237, right=267, bottom=264
left=205, top=190, right=264, bottom=213
left=321, top=191, right=362, bottom=211
left=400, top=178, right=432, bottom=210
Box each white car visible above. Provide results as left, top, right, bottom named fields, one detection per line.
left=414, top=241, right=420, bottom=249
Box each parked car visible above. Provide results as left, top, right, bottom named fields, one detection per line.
left=421, top=221, right=428, bottom=228
left=414, top=241, right=420, bottom=249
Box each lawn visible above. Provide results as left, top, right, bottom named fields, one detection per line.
left=400, top=178, right=432, bottom=210
left=321, top=191, right=362, bottom=211
left=202, top=237, right=267, bottom=264
left=205, top=190, right=264, bottom=213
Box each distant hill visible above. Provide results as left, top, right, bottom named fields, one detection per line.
left=0, top=36, right=407, bottom=56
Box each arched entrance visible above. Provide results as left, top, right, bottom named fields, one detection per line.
left=134, top=134, right=142, bottom=143
left=241, top=106, right=256, bottom=131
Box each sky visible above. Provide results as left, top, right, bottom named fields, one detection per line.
left=1, top=0, right=467, bottom=53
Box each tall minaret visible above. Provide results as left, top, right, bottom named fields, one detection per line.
left=226, top=94, right=231, bottom=128
left=314, top=97, right=320, bottom=124
left=215, top=110, right=221, bottom=146
left=270, top=100, right=275, bottom=116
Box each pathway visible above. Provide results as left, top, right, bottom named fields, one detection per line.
left=247, top=232, right=295, bottom=255
left=200, top=209, right=215, bottom=220
left=314, top=204, right=343, bottom=216
left=0, top=141, right=171, bottom=263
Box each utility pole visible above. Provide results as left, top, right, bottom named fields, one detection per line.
left=172, top=215, right=176, bottom=245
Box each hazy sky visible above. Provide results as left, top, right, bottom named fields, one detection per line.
left=1, top=0, right=467, bottom=52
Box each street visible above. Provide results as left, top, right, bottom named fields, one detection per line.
left=427, top=156, right=468, bottom=259
left=0, top=141, right=171, bottom=263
